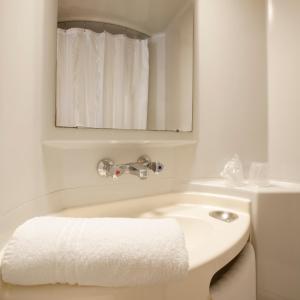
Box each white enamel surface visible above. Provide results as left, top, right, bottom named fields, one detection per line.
left=55, top=193, right=250, bottom=270
left=0, top=192, right=250, bottom=300
left=252, top=191, right=300, bottom=300
left=210, top=243, right=256, bottom=300
left=179, top=180, right=300, bottom=300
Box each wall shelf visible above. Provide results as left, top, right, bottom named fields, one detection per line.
left=43, top=139, right=197, bottom=150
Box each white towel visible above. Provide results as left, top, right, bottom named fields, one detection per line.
left=1, top=217, right=189, bottom=287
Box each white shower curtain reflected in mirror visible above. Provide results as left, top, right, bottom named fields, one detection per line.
left=56, top=28, right=149, bottom=129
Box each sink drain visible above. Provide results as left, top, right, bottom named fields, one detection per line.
left=209, top=211, right=238, bottom=223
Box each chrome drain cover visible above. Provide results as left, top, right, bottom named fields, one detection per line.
left=209, top=211, right=239, bottom=223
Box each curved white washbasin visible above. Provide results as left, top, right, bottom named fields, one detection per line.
left=0, top=192, right=250, bottom=300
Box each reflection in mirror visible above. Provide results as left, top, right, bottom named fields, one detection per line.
left=56, top=0, right=194, bottom=132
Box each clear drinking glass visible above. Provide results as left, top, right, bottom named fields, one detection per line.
left=248, top=162, right=270, bottom=187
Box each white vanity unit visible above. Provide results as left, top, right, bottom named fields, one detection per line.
left=184, top=180, right=300, bottom=300
left=0, top=192, right=250, bottom=300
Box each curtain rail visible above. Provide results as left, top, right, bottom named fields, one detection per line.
left=58, top=20, right=150, bottom=40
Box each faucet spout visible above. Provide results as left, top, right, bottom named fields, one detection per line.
left=126, top=163, right=148, bottom=180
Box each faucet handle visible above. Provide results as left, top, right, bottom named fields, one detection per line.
left=97, top=158, right=115, bottom=177
left=112, top=166, right=124, bottom=180
left=149, top=161, right=164, bottom=175
left=137, top=155, right=164, bottom=175
left=97, top=158, right=126, bottom=180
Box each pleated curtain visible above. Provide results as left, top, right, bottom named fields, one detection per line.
left=56, top=28, right=149, bottom=129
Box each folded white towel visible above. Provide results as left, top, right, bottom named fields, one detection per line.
left=1, top=217, right=189, bottom=287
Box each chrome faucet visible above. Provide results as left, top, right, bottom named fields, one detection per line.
left=127, top=163, right=148, bottom=179
left=97, top=155, right=164, bottom=180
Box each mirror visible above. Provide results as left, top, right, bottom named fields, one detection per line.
left=56, top=0, right=194, bottom=132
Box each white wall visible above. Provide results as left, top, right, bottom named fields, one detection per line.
left=188, top=0, right=268, bottom=179
left=48, top=145, right=176, bottom=209
left=268, top=0, right=300, bottom=182
left=0, top=0, right=59, bottom=246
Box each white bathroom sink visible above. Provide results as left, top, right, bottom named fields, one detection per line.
left=56, top=192, right=250, bottom=269
left=0, top=192, right=250, bottom=300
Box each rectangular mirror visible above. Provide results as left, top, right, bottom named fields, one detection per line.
left=56, top=0, right=194, bottom=132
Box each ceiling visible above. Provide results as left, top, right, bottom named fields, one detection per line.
left=58, top=0, right=193, bottom=34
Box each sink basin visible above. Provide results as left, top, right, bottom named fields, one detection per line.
left=0, top=192, right=250, bottom=300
